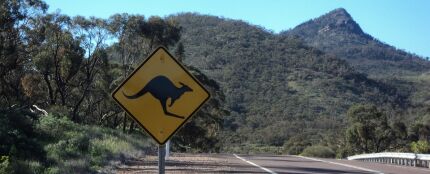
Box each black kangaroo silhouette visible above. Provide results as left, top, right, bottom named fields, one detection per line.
left=122, top=75, right=193, bottom=119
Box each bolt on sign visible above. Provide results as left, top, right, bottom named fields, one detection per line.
left=111, top=47, right=210, bottom=144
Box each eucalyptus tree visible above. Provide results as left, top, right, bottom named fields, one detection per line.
left=0, top=0, right=47, bottom=106
left=29, top=13, right=84, bottom=106
left=69, top=16, right=110, bottom=122
left=346, top=104, right=393, bottom=153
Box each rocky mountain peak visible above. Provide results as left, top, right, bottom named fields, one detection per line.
left=316, top=8, right=364, bottom=35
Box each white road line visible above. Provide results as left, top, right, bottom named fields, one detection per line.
left=296, top=155, right=384, bottom=174
left=233, top=154, right=277, bottom=174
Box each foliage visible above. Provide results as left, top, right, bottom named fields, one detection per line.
left=410, top=140, right=430, bottom=153
left=345, top=104, right=393, bottom=153
left=223, top=144, right=283, bottom=155
left=0, top=108, right=45, bottom=160
left=37, top=114, right=154, bottom=173
left=283, top=135, right=312, bottom=155
left=0, top=156, right=12, bottom=174
left=301, top=145, right=336, bottom=158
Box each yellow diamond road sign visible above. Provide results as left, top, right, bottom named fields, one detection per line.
left=112, top=47, right=210, bottom=144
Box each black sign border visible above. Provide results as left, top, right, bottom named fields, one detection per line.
left=111, top=46, right=211, bottom=145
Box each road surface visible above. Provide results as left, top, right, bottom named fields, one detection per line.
left=116, top=153, right=430, bottom=173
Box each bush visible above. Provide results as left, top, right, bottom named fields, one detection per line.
left=411, top=140, right=430, bottom=153
left=301, top=145, right=335, bottom=158
left=335, top=147, right=350, bottom=159
left=286, top=145, right=306, bottom=155
left=0, top=156, right=12, bottom=174
left=0, top=156, right=43, bottom=174
left=282, top=135, right=312, bottom=155
left=37, top=114, right=74, bottom=139
left=0, top=108, right=45, bottom=160
left=45, top=139, right=86, bottom=160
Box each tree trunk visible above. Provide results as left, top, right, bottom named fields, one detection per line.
left=43, top=74, right=55, bottom=105
left=123, top=112, right=127, bottom=133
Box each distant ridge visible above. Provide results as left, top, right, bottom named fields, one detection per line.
left=284, top=8, right=430, bottom=76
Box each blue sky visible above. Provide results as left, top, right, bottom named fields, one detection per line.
left=44, top=0, right=429, bottom=58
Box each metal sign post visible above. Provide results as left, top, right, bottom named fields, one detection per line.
left=165, top=140, right=170, bottom=158
left=158, top=144, right=166, bottom=174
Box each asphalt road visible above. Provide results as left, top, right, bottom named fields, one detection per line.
left=117, top=153, right=430, bottom=173
left=233, top=154, right=430, bottom=174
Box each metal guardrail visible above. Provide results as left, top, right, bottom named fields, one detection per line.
left=348, top=152, right=430, bottom=168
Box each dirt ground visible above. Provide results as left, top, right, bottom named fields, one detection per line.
left=115, top=153, right=261, bottom=174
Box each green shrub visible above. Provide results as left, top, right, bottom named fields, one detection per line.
left=0, top=156, right=42, bottom=174
left=282, top=135, right=311, bottom=155
left=286, top=145, right=306, bottom=155
left=335, top=147, right=350, bottom=159
left=38, top=115, right=149, bottom=171
left=0, top=109, right=44, bottom=159
left=44, top=167, right=60, bottom=174
left=37, top=114, right=74, bottom=139
left=411, top=140, right=430, bottom=153
left=0, top=156, right=12, bottom=174
left=301, top=145, right=335, bottom=158
left=89, top=140, right=111, bottom=169
left=46, top=140, right=71, bottom=160
left=65, top=131, right=90, bottom=152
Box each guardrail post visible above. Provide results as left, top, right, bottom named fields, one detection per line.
left=348, top=152, right=430, bottom=169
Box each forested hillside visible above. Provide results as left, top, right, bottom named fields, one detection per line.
left=169, top=13, right=411, bottom=147
left=285, top=8, right=430, bottom=77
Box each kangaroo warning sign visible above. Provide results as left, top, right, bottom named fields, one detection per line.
left=112, top=47, right=210, bottom=144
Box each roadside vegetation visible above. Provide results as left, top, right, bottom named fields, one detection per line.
left=2, top=1, right=430, bottom=173
left=0, top=109, right=153, bottom=173
left=1, top=0, right=225, bottom=173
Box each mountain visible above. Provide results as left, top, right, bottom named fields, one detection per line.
left=284, top=8, right=430, bottom=117
left=284, top=8, right=430, bottom=78
left=168, top=13, right=408, bottom=146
